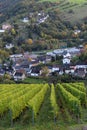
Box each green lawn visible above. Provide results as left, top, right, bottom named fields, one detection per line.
left=1, top=123, right=87, bottom=130
left=23, top=77, right=46, bottom=84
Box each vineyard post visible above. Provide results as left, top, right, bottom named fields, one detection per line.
left=9, top=109, right=13, bottom=127
left=77, top=104, right=80, bottom=124
left=32, top=110, right=34, bottom=126
left=54, top=115, right=56, bottom=124
left=75, top=104, right=80, bottom=124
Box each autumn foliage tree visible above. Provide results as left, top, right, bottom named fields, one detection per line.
left=26, top=38, right=33, bottom=45
left=41, top=66, right=49, bottom=77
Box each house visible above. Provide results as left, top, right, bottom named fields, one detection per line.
left=24, top=53, right=38, bottom=61
left=74, top=68, right=86, bottom=78
left=22, top=17, right=29, bottom=23
left=53, top=49, right=64, bottom=56
left=13, top=71, right=26, bottom=81
left=64, top=67, right=71, bottom=74
left=67, top=47, right=80, bottom=57
left=37, top=14, right=49, bottom=24
left=63, top=52, right=71, bottom=59
left=0, top=64, right=2, bottom=69
left=20, top=61, right=30, bottom=72
left=14, top=65, right=22, bottom=71
left=10, top=54, right=23, bottom=61
left=38, top=55, right=51, bottom=64
left=63, top=51, right=71, bottom=64
left=74, top=30, right=81, bottom=35
left=46, top=52, right=56, bottom=57
left=52, top=65, right=59, bottom=72
left=59, top=67, right=64, bottom=75
left=0, top=29, right=5, bottom=33
left=0, top=70, right=5, bottom=76
left=29, top=60, right=39, bottom=68
left=75, top=65, right=87, bottom=69
left=5, top=44, right=14, bottom=49
left=63, top=58, right=71, bottom=64
left=2, top=24, right=12, bottom=30
left=69, top=65, right=75, bottom=74
left=30, top=66, right=41, bottom=77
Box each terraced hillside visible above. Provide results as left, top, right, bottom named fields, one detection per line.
left=0, top=0, right=87, bottom=24
left=0, top=82, right=87, bottom=127
left=39, top=0, right=87, bottom=23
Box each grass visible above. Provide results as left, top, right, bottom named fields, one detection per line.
left=22, top=77, right=46, bottom=84
left=0, top=122, right=68, bottom=130
left=1, top=122, right=87, bottom=130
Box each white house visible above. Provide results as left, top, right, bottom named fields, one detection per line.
left=74, top=30, right=81, bottom=35
left=70, top=66, right=75, bottom=74
left=14, top=72, right=26, bottom=81
left=22, top=17, right=29, bottom=23
left=65, top=69, right=71, bottom=74
left=59, top=69, right=64, bottom=75
left=63, top=58, right=71, bottom=64
left=52, top=66, right=59, bottom=72
left=2, top=24, right=12, bottom=30
left=10, top=54, right=23, bottom=61
left=63, top=52, right=71, bottom=59
left=0, top=29, right=5, bottom=33
left=5, top=44, right=14, bottom=49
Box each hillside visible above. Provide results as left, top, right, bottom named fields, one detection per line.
left=0, top=0, right=87, bottom=23
left=0, top=0, right=87, bottom=61
left=39, top=0, right=87, bottom=23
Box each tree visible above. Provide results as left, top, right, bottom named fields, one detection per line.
left=26, top=38, right=33, bottom=44
left=41, top=66, right=49, bottom=77
left=4, top=74, right=11, bottom=80
left=11, top=28, right=16, bottom=36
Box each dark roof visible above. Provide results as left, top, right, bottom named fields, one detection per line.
left=75, top=70, right=85, bottom=78
left=62, top=50, right=67, bottom=55
left=20, top=60, right=30, bottom=66
left=15, top=66, right=22, bottom=70
left=31, top=66, right=41, bottom=73
left=14, top=72, right=23, bottom=77
left=21, top=64, right=29, bottom=68
left=47, top=66, right=52, bottom=69
left=38, top=55, right=51, bottom=61
left=30, top=60, right=39, bottom=64
left=75, top=68, right=85, bottom=73
left=0, top=70, right=5, bottom=74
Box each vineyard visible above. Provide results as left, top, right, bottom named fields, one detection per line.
left=39, top=0, right=87, bottom=23
left=0, top=82, right=87, bottom=127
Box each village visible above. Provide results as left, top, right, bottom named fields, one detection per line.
left=0, top=44, right=87, bottom=82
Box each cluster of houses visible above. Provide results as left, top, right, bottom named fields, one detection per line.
left=0, top=46, right=87, bottom=81
left=37, top=13, right=49, bottom=24
left=22, top=11, right=49, bottom=25
left=47, top=46, right=83, bottom=64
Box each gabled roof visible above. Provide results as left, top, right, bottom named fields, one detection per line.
left=14, top=72, right=23, bottom=77
left=31, top=66, right=41, bottom=74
